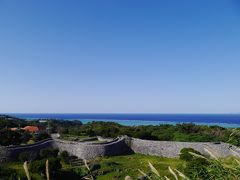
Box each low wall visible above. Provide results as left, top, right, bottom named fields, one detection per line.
left=130, top=138, right=240, bottom=158
left=0, top=139, right=56, bottom=163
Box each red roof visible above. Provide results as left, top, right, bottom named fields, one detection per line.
left=22, top=126, right=39, bottom=133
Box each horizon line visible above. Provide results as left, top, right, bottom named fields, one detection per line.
left=3, top=112, right=240, bottom=115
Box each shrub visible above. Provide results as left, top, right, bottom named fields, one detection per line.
left=20, top=131, right=32, bottom=144
left=30, top=157, right=62, bottom=176
left=18, top=152, right=31, bottom=162
left=0, top=166, right=18, bottom=179
left=33, top=132, right=50, bottom=141
left=29, top=159, right=46, bottom=174
left=90, top=163, right=101, bottom=171
left=184, top=157, right=210, bottom=179
left=71, top=167, right=88, bottom=177
left=180, top=148, right=202, bottom=161
left=59, top=151, right=69, bottom=164
left=180, top=148, right=210, bottom=179
left=48, top=157, right=62, bottom=174
left=0, top=129, right=22, bottom=146
left=40, top=148, right=59, bottom=159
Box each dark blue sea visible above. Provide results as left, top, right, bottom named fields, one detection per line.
left=7, top=113, right=240, bottom=128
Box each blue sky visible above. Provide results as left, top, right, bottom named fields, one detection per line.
left=0, top=0, right=240, bottom=113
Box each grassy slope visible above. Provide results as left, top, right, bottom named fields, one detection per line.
left=92, top=154, right=185, bottom=180
left=5, top=154, right=185, bottom=180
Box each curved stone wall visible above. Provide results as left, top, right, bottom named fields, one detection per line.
left=54, top=137, right=132, bottom=159
left=0, top=137, right=132, bottom=162
left=0, top=139, right=56, bottom=162
left=1, top=136, right=240, bottom=163
left=130, top=138, right=240, bottom=158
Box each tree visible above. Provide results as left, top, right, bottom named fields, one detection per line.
left=30, top=158, right=62, bottom=177
left=40, top=148, right=59, bottom=159
left=59, top=151, right=69, bottom=164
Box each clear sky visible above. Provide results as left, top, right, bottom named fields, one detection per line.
left=0, top=0, right=240, bottom=113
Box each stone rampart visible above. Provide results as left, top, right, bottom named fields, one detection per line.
left=0, top=139, right=56, bottom=162
left=130, top=138, right=240, bottom=158
left=1, top=136, right=240, bottom=163
left=54, top=137, right=132, bottom=159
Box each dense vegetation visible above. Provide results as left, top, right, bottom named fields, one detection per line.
left=2, top=151, right=185, bottom=180
left=1, top=148, right=88, bottom=180
left=0, top=129, right=49, bottom=146
left=3, top=148, right=240, bottom=180
left=1, top=114, right=240, bottom=146
left=0, top=115, right=50, bottom=146
left=0, top=115, right=27, bottom=128
left=0, top=114, right=84, bottom=146
left=56, top=121, right=240, bottom=146
left=179, top=148, right=240, bottom=179
left=1, top=115, right=240, bottom=179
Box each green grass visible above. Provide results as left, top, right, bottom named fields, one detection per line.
left=4, top=154, right=185, bottom=180
left=91, top=154, right=185, bottom=180
left=60, top=134, right=90, bottom=141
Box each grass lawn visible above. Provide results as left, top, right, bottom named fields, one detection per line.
left=92, top=153, right=186, bottom=180
left=60, top=134, right=90, bottom=141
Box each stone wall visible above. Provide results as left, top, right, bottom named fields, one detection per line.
left=1, top=136, right=240, bottom=163
left=54, top=137, right=132, bottom=159
left=0, top=137, right=132, bottom=162
left=0, top=138, right=56, bottom=162
left=130, top=138, right=240, bottom=158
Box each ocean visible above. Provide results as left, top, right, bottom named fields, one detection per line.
left=7, top=113, right=240, bottom=128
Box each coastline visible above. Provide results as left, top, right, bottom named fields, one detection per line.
left=6, top=113, right=240, bottom=128
left=79, top=119, right=240, bottom=128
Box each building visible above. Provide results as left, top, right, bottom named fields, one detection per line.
left=22, top=126, right=39, bottom=133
